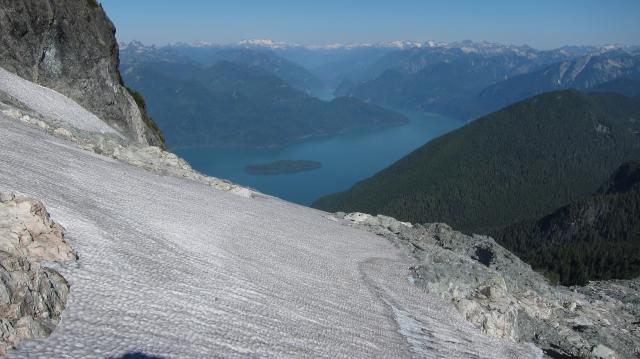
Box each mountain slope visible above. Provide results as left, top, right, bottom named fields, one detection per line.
left=592, top=77, right=640, bottom=97
left=338, top=47, right=640, bottom=120
left=0, top=47, right=635, bottom=359
left=478, top=52, right=640, bottom=112
left=336, top=46, right=559, bottom=119
left=0, top=0, right=163, bottom=146
left=122, top=42, right=325, bottom=95
left=339, top=53, right=537, bottom=119
left=492, top=161, right=640, bottom=285
left=122, top=61, right=407, bottom=148
left=351, top=43, right=546, bottom=82
left=0, top=117, right=538, bottom=358
left=314, top=90, right=640, bottom=233
left=189, top=47, right=326, bottom=94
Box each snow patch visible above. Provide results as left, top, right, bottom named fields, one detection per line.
left=0, top=66, right=121, bottom=136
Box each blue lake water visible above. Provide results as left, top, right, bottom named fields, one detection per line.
left=175, top=112, right=463, bottom=205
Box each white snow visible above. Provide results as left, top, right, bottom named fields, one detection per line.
left=0, top=66, right=121, bottom=136
left=236, top=39, right=298, bottom=49
left=0, top=116, right=541, bottom=358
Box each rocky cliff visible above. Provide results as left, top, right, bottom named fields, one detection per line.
left=0, top=0, right=163, bottom=147
left=0, top=193, right=75, bottom=355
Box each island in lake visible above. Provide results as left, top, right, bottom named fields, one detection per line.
left=245, top=160, right=322, bottom=175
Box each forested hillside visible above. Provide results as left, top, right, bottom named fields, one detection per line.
left=123, top=61, right=407, bottom=148
left=492, top=161, right=640, bottom=285
left=314, top=91, right=640, bottom=234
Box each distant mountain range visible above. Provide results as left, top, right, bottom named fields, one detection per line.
left=336, top=45, right=640, bottom=119
left=121, top=41, right=325, bottom=94
left=159, top=38, right=637, bottom=53
left=478, top=51, right=640, bottom=111
left=120, top=56, right=407, bottom=148
left=335, top=51, right=541, bottom=119
left=120, top=40, right=640, bottom=149
left=121, top=40, right=640, bottom=99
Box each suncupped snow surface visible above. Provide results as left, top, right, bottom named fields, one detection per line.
left=0, top=118, right=540, bottom=358
left=0, top=67, right=120, bottom=136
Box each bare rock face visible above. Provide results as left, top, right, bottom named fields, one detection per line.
left=0, top=193, right=76, bottom=262
left=334, top=212, right=640, bottom=358
left=0, top=192, right=74, bottom=355
left=0, top=0, right=164, bottom=147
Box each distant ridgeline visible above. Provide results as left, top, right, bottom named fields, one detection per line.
left=337, top=48, right=640, bottom=120
left=119, top=44, right=407, bottom=149
left=314, top=90, right=640, bottom=285
left=119, top=41, right=640, bottom=149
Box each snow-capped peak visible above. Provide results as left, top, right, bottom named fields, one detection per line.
left=191, top=40, right=214, bottom=48
left=236, top=39, right=298, bottom=49
left=381, top=40, right=424, bottom=49
left=375, top=40, right=447, bottom=49
left=119, top=41, right=158, bottom=55
left=120, top=39, right=637, bottom=57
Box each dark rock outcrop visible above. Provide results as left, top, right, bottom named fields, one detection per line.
left=0, top=192, right=75, bottom=355
left=0, top=0, right=164, bottom=147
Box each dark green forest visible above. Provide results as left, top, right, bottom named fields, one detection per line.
left=492, top=162, right=640, bottom=285
left=315, top=91, right=640, bottom=232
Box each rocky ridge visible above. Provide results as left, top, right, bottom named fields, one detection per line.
left=0, top=0, right=163, bottom=147
left=330, top=212, right=639, bottom=358
left=0, top=193, right=75, bottom=355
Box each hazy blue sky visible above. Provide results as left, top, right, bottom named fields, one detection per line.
left=101, top=0, right=640, bottom=49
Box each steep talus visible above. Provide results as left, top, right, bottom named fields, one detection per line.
left=0, top=193, right=76, bottom=355
left=0, top=0, right=163, bottom=146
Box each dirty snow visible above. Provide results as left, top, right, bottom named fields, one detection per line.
left=0, top=67, right=120, bottom=135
